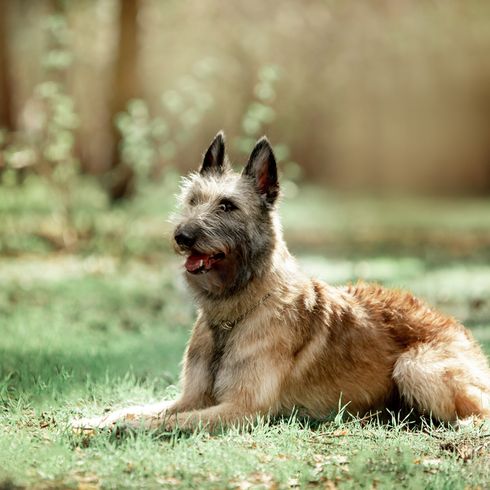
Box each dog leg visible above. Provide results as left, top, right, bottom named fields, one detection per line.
left=72, top=317, right=217, bottom=433
left=71, top=400, right=176, bottom=432
left=121, top=351, right=287, bottom=432
left=122, top=401, right=262, bottom=432
left=71, top=394, right=217, bottom=433
left=393, top=340, right=490, bottom=422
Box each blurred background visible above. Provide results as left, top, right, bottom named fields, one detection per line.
left=2, top=0, right=490, bottom=196
left=1, top=0, right=490, bottom=405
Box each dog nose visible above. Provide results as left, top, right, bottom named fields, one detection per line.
left=174, top=228, right=197, bottom=248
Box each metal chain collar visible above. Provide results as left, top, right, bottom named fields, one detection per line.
left=213, top=292, right=272, bottom=331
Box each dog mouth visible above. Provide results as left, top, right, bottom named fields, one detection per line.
left=184, top=251, right=226, bottom=274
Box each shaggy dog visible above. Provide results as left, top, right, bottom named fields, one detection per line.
left=73, top=132, right=490, bottom=433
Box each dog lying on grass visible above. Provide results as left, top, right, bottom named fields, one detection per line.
left=73, top=132, right=490, bottom=434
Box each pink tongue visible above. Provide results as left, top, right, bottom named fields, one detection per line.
left=185, top=253, right=210, bottom=272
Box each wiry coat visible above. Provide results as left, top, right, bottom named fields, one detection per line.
left=73, top=133, right=490, bottom=433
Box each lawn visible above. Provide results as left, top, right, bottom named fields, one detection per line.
left=1, top=178, right=489, bottom=489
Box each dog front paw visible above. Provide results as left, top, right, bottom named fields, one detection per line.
left=71, top=413, right=117, bottom=435
left=71, top=401, right=175, bottom=435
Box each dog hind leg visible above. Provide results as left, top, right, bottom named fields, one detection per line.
left=393, top=340, right=490, bottom=422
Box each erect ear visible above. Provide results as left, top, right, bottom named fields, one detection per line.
left=242, top=136, right=279, bottom=206
left=199, top=131, right=227, bottom=175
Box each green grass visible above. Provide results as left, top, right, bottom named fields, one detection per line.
left=1, top=178, right=490, bottom=488
left=1, top=256, right=489, bottom=489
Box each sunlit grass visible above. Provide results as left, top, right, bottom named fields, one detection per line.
left=1, top=180, right=489, bottom=487
left=0, top=254, right=489, bottom=488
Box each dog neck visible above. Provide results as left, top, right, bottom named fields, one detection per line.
left=197, top=238, right=306, bottom=326
left=208, top=291, right=273, bottom=331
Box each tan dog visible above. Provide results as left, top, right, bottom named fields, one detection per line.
left=74, top=132, right=490, bottom=433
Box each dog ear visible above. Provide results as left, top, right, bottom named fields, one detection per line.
left=242, top=136, right=279, bottom=206
left=200, top=131, right=227, bottom=175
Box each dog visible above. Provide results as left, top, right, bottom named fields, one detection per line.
left=73, top=132, right=490, bottom=433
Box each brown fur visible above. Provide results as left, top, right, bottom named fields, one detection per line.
left=72, top=134, right=490, bottom=433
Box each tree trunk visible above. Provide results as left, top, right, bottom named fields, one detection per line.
left=108, top=0, right=141, bottom=201
left=0, top=0, right=14, bottom=132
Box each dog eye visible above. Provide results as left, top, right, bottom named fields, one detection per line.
left=218, top=199, right=237, bottom=212
left=189, top=197, right=197, bottom=206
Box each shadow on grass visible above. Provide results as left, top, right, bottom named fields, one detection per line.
left=0, top=338, right=184, bottom=406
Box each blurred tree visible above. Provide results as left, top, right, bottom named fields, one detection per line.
left=108, top=0, right=141, bottom=201
left=0, top=0, right=14, bottom=131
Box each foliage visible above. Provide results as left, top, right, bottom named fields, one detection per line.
left=1, top=12, right=83, bottom=248
left=115, top=57, right=219, bottom=184
left=235, top=64, right=302, bottom=194
left=3, top=1, right=490, bottom=194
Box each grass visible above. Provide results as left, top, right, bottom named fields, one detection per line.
left=1, top=177, right=490, bottom=489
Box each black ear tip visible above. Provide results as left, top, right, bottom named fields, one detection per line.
left=214, top=130, right=225, bottom=144
left=250, top=135, right=275, bottom=162
left=200, top=130, right=227, bottom=174
left=256, top=135, right=271, bottom=148
left=255, top=136, right=274, bottom=156
left=207, top=131, right=225, bottom=151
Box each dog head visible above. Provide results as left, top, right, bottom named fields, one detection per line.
left=172, top=131, right=280, bottom=298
